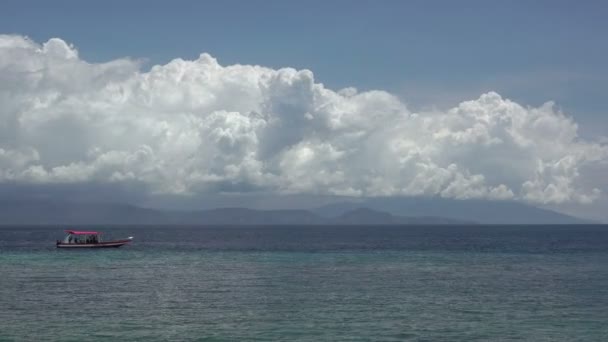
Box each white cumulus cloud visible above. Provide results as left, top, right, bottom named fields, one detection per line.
left=0, top=34, right=606, bottom=204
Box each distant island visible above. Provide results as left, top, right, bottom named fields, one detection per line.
left=0, top=197, right=594, bottom=225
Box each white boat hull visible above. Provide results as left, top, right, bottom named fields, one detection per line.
left=56, top=238, right=132, bottom=248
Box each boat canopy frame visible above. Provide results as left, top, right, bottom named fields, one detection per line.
left=65, top=230, right=100, bottom=235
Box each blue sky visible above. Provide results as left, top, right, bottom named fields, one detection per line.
left=2, top=0, right=607, bottom=135
left=1, top=1, right=607, bottom=221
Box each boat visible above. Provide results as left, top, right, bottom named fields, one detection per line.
left=56, top=230, right=133, bottom=248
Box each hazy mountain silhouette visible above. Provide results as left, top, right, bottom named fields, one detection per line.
left=313, top=197, right=592, bottom=224
left=0, top=197, right=592, bottom=225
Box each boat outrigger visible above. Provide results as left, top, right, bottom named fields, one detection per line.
left=56, top=230, right=133, bottom=248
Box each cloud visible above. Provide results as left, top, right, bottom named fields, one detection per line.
left=0, top=34, right=606, bottom=204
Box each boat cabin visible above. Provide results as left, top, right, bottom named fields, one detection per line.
left=57, top=230, right=132, bottom=248
left=61, top=230, right=101, bottom=244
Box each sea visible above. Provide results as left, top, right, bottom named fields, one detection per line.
left=1, top=225, right=607, bottom=341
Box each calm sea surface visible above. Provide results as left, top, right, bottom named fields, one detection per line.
left=1, top=225, right=607, bottom=341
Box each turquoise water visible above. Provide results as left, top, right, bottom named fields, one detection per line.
left=1, top=226, right=608, bottom=341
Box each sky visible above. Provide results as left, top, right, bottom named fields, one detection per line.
left=0, top=1, right=607, bottom=221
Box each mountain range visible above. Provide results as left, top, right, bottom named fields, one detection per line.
left=0, top=197, right=594, bottom=225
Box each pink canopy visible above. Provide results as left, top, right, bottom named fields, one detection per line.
left=65, top=230, right=99, bottom=235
